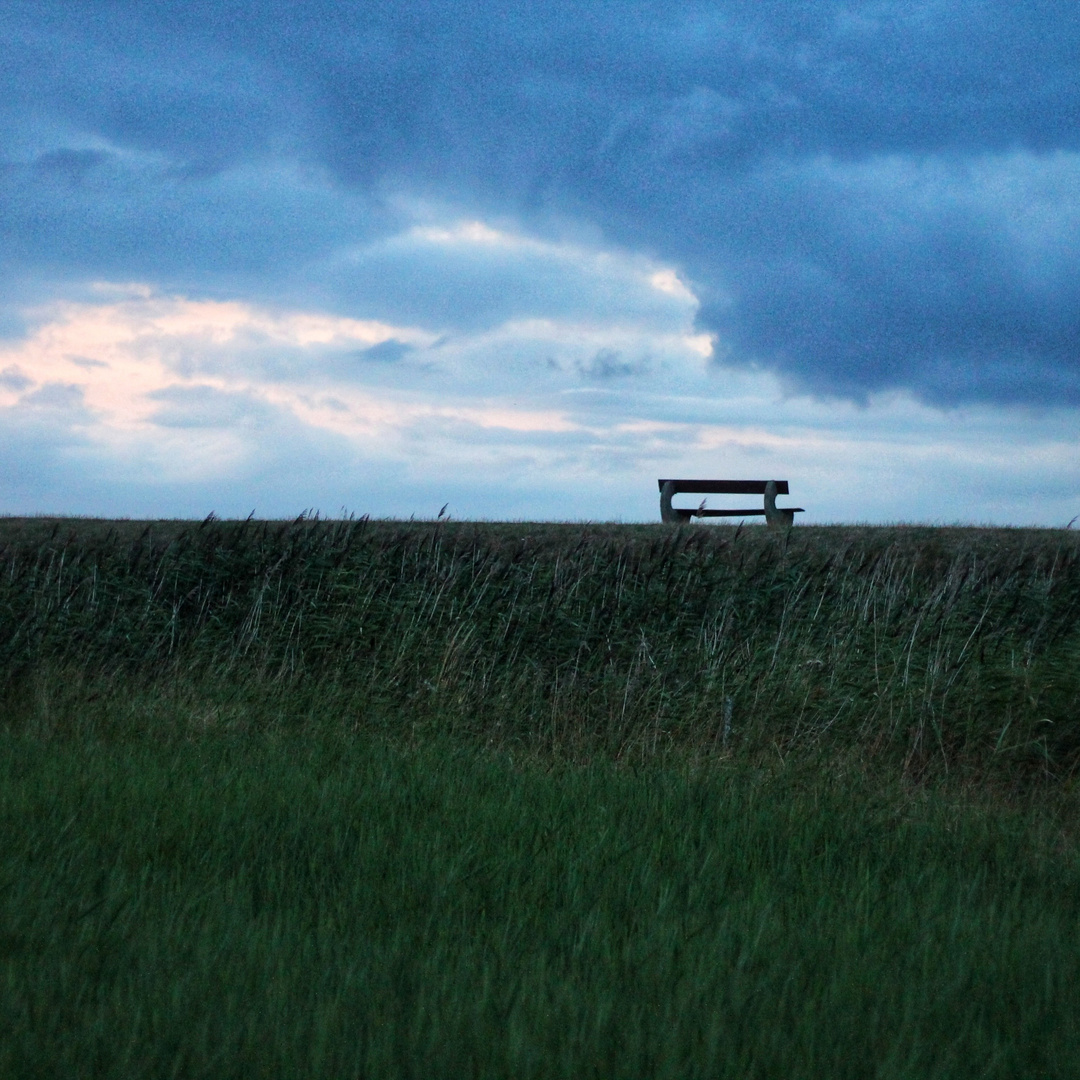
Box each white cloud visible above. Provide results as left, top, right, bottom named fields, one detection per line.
left=0, top=285, right=435, bottom=431
left=321, top=215, right=704, bottom=334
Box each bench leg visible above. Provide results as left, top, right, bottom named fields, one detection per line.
left=660, top=480, right=693, bottom=523
left=764, top=480, right=795, bottom=529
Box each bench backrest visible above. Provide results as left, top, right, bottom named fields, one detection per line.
left=657, top=479, right=790, bottom=495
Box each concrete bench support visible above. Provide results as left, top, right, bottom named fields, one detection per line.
left=659, top=479, right=804, bottom=528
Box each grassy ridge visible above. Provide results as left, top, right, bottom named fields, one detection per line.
left=2, top=517, right=1078, bottom=776
left=4, top=731, right=1080, bottom=1079
left=3, top=517, right=1080, bottom=1077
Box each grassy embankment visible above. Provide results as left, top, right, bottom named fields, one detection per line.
left=2, top=516, right=1079, bottom=1077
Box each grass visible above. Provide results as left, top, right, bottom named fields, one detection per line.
left=4, top=729, right=1080, bottom=1079
left=1, top=516, right=1079, bottom=1076
left=2, top=516, right=1078, bottom=774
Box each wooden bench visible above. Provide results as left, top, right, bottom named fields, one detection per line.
left=658, top=479, right=804, bottom=527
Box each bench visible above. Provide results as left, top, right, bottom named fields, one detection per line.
left=658, top=479, right=804, bottom=527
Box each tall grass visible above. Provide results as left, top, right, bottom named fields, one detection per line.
left=2, top=517, right=1077, bottom=777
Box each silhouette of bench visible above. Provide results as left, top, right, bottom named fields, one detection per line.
left=659, top=479, right=804, bottom=527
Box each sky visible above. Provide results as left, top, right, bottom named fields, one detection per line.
left=1, top=1, right=1078, bottom=525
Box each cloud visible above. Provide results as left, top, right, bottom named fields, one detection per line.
left=0, top=223, right=710, bottom=454
left=0, top=366, right=32, bottom=392
left=0, top=279, right=1075, bottom=526
left=147, top=384, right=277, bottom=430
left=577, top=349, right=648, bottom=381
left=0, top=147, right=397, bottom=307
left=693, top=150, right=1080, bottom=405
left=0, top=287, right=436, bottom=435
left=315, top=217, right=705, bottom=333
left=3, top=0, right=1078, bottom=407
left=355, top=339, right=415, bottom=363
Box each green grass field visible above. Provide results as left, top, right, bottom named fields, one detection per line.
left=2, top=517, right=1079, bottom=1077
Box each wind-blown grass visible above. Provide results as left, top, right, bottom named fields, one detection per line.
left=1, top=516, right=1078, bottom=776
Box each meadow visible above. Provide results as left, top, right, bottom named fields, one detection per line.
left=2, top=515, right=1079, bottom=1077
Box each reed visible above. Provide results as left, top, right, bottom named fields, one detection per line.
left=1, top=516, right=1077, bottom=778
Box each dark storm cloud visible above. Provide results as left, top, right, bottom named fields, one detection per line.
left=2, top=0, right=1079, bottom=403
left=0, top=145, right=392, bottom=300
